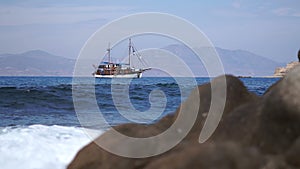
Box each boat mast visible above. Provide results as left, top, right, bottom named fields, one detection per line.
left=107, top=43, right=111, bottom=63
left=107, top=43, right=112, bottom=75
left=128, top=38, right=131, bottom=67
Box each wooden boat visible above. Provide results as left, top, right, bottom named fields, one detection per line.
left=93, top=38, right=151, bottom=78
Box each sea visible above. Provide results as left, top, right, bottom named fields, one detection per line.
left=0, top=76, right=280, bottom=169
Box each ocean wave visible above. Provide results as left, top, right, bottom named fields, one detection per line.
left=0, top=124, right=102, bottom=169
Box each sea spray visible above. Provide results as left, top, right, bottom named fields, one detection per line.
left=0, top=125, right=102, bottom=169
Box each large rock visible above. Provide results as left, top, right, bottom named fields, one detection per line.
left=285, top=137, right=300, bottom=167
left=68, top=75, right=258, bottom=169
left=184, top=75, right=258, bottom=140
left=68, top=68, right=300, bottom=169
left=213, top=66, right=300, bottom=154
left=259, top=65, right=300, bottom=153
left=143, top=142, right=265, bottom=169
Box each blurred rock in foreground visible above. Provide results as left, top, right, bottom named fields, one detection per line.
left=68, top=66, right=300, bottom=169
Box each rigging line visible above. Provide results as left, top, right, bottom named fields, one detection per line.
left=131, top=42, right=150, bottom=67
left=134, top=49, right=148, bottom=67
left=99, top=51, right=109, bottom=65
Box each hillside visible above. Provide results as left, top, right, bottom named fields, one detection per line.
left=0, top=50, right=75, bottom=76
left=163, top=44, right=284, bottom=76
left=0, top=47, right=284, bottom=77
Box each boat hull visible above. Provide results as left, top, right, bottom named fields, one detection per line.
left=94, top=72, right=142, bottom=78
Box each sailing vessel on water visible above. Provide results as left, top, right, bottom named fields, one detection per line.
left=93, top=38, right=151, bottom=78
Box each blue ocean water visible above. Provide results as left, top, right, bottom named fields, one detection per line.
left=0, top=76, right=280, bottom=128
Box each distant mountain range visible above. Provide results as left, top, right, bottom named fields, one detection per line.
left=0, top=50, right=75, bottom=76
left=0, top=46, right=284, bottom=77
left=163, top=44, right=284, bottom=77
left=216, top=47, right=283, bottom=76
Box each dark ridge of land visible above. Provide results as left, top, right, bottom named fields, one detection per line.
left=0, top=50, right=75, bottom=76
left=0, top=46, right=284, bottom=77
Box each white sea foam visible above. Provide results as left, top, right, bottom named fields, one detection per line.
left=0, top=125, right=103, bottom=169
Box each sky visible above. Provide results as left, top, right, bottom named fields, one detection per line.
left=0, top=0, right=299, bottom=62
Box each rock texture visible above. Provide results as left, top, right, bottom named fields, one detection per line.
left=274, top=61, right=299, bottom=77
left=68, top=66, right=300, bottom=169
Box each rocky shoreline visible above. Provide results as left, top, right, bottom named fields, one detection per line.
left=68, top=66, right=300, bottom=169
left=274, top=61, right=299, bottom=77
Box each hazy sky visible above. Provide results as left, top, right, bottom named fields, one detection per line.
left=0, top=0, right=299, bottom=62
